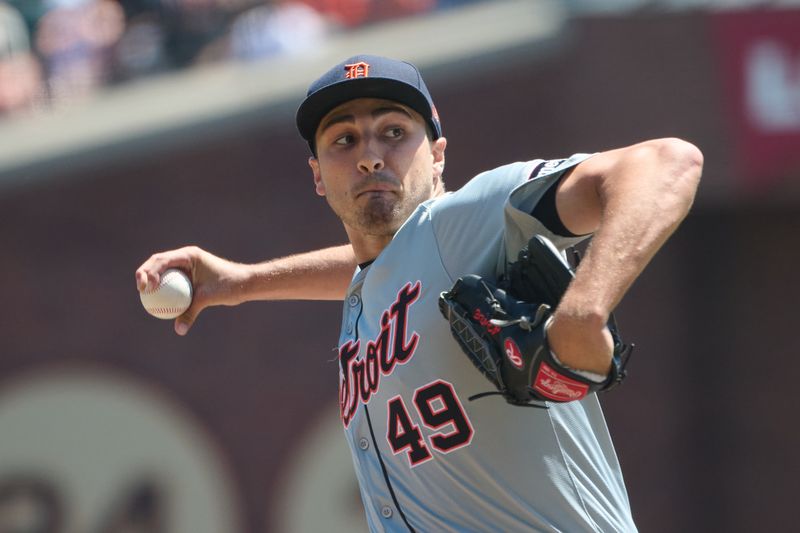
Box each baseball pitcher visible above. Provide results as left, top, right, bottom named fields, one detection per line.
left=136, top=54, right=703, bottom=532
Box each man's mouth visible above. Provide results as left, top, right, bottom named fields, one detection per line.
left=356, top=179, right=399, bottom=197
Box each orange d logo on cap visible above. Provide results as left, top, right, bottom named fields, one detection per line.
left=344, top=62, right=370, bottom=79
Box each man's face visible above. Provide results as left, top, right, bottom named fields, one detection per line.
left=309, top=98, right=446, bottom=239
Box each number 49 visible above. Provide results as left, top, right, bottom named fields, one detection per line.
left=386, top=380, right=474, bottom=467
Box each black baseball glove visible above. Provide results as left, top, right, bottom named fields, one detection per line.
left=438, top=235, right=633, bottom=407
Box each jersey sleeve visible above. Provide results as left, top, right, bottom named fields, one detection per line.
left=427, top=161, right=537, bottom=281
left=503, top=153, right=595, bottom=264
left=427, top=154, right=596, bottom=282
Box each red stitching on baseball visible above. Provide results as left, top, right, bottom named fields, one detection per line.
left=148, top=307, right=185, bottom=314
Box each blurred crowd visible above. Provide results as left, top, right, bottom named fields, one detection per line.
left=0, top=0, right=482, bottom=118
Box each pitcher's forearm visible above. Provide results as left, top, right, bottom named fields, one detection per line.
left=240, top=244, right=357, bottom=302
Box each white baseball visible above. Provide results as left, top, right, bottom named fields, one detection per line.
left=140, top=268, right=193, bottom=319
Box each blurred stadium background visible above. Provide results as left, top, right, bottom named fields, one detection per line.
left=1, top=0, right=799, bottom=531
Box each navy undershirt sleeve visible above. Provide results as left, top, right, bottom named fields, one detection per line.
left=530, top=176, right=580, bottom=238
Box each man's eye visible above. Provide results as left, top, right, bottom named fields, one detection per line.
left=334, top=134, right=353, bottom=146
left=385, top=127, right=404, bottom=139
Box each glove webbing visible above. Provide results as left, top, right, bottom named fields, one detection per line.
left=438, top=295, right=504, bottom=390
left=439, top=284, right=550, bottom=409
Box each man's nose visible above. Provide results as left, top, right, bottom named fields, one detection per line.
left=358, top=138, right=385, bottom=174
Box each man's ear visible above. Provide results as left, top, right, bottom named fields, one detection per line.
left=309, top=157, right=325, bottom=196
left=431, top=137, right=447, bottom=182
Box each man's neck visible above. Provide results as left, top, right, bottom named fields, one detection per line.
left=347, top=231, right=393, bottom=265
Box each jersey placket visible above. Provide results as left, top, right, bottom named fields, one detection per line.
left=340, top=276, right=413, bottom=532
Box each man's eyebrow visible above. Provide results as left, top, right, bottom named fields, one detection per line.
left=318, top=113, right=354, bottom=135
left=318, top=105, right=415, bottom=136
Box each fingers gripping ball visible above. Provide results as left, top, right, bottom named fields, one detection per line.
left=140, top=268, right=193, bottom=319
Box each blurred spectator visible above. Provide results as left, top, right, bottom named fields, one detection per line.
left=158, top=0, right=252, bottom=68
left=0, top=1, right=45, bottom=116
left=1, top=0, right=490, bottom=118
left=209, top=1, right=329, bottom=62
left=297, top=0, right=438, bottom=28
left=4, top=1, right=50, bottom=35
left=112, top=10, right=169, bottom=81
left=35, top=0, right=125, bottom=107
left=297, top=0, right=370, bottom=27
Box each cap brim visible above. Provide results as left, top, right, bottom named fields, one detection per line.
left=296, top=77, right=434, bottom=142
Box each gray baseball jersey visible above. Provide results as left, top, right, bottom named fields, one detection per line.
left=337, top=154, right=637, bottom=532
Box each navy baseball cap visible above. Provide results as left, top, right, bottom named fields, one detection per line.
left=296, top=54, right=442, bottom=150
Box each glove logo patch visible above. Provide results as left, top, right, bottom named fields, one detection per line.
left=503, top=338, right=524, bottom=369
left=472, top=308, right=500, bottom=336
left=532, top=362, right=589, bottom=402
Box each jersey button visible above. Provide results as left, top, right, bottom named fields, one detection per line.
left=348, top=295, right=360, bottom=307
left=345, top=322, right=354, bottom=334
left=358, top=437, right=369, bottom=450
left=381, top=506, right=393, bottom=519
